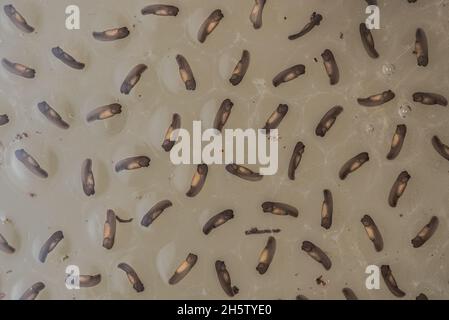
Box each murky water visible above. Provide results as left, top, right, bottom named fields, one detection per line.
left=1, top=0, right=449, bottom=300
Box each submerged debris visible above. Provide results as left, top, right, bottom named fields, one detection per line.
left=3, top=4, right=35, bottom=33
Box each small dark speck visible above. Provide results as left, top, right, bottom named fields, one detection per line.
left=29, top=193, right=36, bottom=198
left=339, top=32, right=344, bottom=39
left=138, top=94, right=142, bottom=98
left=313, top=57, right=318, bottom=63
left=6, top=270, right=12, bottom=274
left=133, top=24, right=136, bottom=28
left=399, top=214, right=403, bottom=217
left=284, top=16, right=287, bottom=20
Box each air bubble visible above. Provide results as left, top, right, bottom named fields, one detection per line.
left=399, top=104, right=412, bottom=119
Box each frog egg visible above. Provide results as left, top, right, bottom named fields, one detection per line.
left=110, top=139, right=154, bottom=189
left=0, top=216, right=20, bottom=253
left=382, top=63, right=396, bottom=76
left=82, top=202, right=136, bottom=253
left=398, top=104, right=412, bottom=119
left=31, top=230, right=68, bottom=265
left=31, top=96, right=75, bottom=134
left=64, top=154, right=111, bottom=200
left=82, top=94, right=128, bottom=138
left=156, top=50, right=186, bottom=94
left=10, top=278, right=50, bottom=300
